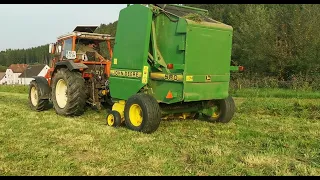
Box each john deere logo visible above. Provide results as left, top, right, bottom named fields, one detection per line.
left=110, top=70, right=142, bottom=78
left=205, top=75, right=211, bottom=81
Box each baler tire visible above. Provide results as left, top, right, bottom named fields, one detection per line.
left=106, top=110, right=122, bottom=127
left=204, top=96, right=236, bottom=123
left=51, top=68, right=86, bottom=116
left=28, top=80, right=49, bottom=111
left=124, top=93, right=161, bottom=134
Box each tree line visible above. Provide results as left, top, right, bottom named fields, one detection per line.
left=0, top=45, right=51, bottom=69
left=186, top=4, right=320, bottom=82
left=0, top=4, right=319, bottom=84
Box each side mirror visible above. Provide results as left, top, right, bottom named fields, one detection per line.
left=57, top=45, right=62, bottom=53
left=48, top=43, right=54, bottom=54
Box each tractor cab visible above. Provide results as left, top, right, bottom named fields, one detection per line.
left=46, top=25, right=115, bottom=85
left=49, top=25, right=114, bottom=64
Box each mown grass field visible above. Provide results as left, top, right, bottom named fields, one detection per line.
left=0, top=85, right=319, bottom=176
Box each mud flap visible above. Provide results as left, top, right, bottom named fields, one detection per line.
left=32, top=76, right=51, bottom=99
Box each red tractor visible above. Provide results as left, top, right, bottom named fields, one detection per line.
left=28, top=26, right=114, bottom=116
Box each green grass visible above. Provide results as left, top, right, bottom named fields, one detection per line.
left=0, top=85, right=29, bottom=94
left=0, top=90, right=319, bottom=175
left=230, top=88, right=320, bottom=99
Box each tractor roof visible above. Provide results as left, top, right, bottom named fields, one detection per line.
left=57, top=32, right=114, bottom=41
left=73, top=25, right=98, bottom=33
left=57, top=25, right=114, bottom=41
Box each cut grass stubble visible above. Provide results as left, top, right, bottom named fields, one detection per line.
left=0, top=89, right=319, bottom=175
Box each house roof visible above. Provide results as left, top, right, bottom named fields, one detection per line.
left=0, top=72, right=5, bottom=80
left=8, top=64, right=28, bottom=73
left=18, top=64, right=47, bottom=78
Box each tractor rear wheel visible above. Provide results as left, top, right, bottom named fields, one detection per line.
left=51, top=68, right=86, bottom=116
left=124, top=93, right=161, bottom=134
left=203, top=96, right=236, bottom=123
left=28, top=80, right=49, bottom=111
left=106, top=110, right=122, bottom=127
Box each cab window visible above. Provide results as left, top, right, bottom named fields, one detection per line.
left=63, top=38, right=73, bottom=58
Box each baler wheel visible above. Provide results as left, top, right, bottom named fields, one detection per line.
left=106, top=110, right=122, bottom=127
left=28, top=80, right=49, bottom=111
left=124, top=93, right=161, bottom=133
left=51, top=68, right=86, bottom=116
left=204, top=96, right=236, bottom=123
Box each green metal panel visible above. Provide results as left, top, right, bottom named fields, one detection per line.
left=148, top=80, right=183, bottom=103
left=147, top=7, right=233, bottom=103
left=146, top=15, right=187, bottom=103
left=183, top=20, right=233, bottom=101
left=109, top=4, right=153, bottom=100
left=154, top=15, right=186, bottom=74
left=184, top=82, right=229, bottom=101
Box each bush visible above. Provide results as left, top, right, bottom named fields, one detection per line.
left=230, top=73, right=320, bottom=91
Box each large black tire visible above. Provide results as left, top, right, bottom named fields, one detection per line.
left=28, top=80, right=49, bottom=111
left=106, top=110, right=122, bottom=127
left=51, top=68, right=86, bottom=116
left=124, top=93, right=161, bottom=134
left=204, top=96, right=236, bottom=123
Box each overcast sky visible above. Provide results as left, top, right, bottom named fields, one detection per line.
left=0, top=4, right=127, bottom=51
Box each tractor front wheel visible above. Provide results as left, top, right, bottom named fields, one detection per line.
left=51, top=68, right=86, bottom=116
left=28, top=80, right=49, bottom=111
left=124, top=93, right=161, bottom=134
left=203, top=96, right=236, bottom=123
left=106, top=110, right=122, bottom=127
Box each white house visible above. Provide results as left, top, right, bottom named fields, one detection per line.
left=0, top=72, right=6, bottom=84
left=5, top=64, right=28, bottom=85
left=18, top=64, right=50, bottom=85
